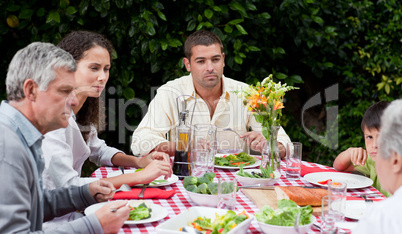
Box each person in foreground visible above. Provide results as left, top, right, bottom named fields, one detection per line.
left=353, top=99, right=402, bottom=233
left=42, top=30, right=172, bottom=193
left=0, top=42, right=129, bottom=233
left=131, top=30, right=291, bottom=158
left=333, top=101, right=391, bottom=197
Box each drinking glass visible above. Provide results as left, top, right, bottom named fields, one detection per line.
left=327, top=181, right=347, bottom=221
left=217, top=129, right=248, bottom=155
left=286, top=142, right=302, bottom=179
left=321, top=195, right=338, bottom=234
left=217, top=177, right=237, bottom=210
left=190, top=124, right=217, bottom=176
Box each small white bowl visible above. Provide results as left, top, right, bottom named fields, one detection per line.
left=156, top=206, right=253, bottom=234
left=257, top=215, right=316, bottom=234
left=186, top=190, right=220, bottom=207
left=235, top=169, right=281, bottom=186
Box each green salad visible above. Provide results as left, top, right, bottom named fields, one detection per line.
left=255, top=199, right=313, bottom=226
left=128, top=201, right=152, bottom=221
left=214, top=152, right=256, bottom=167
left=185, top=210, right=249, bottom=234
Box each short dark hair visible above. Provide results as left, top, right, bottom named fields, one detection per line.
left=184, top=30, right=223, bottom=60
left=361, top=101, right=390, bottom=131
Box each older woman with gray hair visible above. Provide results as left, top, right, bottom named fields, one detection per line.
left=353, top=99, right=402, bottom=233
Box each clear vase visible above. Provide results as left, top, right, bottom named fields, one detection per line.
left=261, top=126, right=281, bottom=178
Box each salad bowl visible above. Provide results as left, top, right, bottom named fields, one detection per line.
left=257, top=215, right=316, bottom=234
left=235, top=168, right=281, bottom=186
left=156, top=206, right=253, bottom=234
left=186, top=190, right=220, bottom=207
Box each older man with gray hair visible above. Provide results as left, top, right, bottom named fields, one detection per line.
left=353, top=99, right=402, bottom=233
left=0, top=42, right=129, bottom=233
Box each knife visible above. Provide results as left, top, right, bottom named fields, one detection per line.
left=239, top=185, right=321, bottom=190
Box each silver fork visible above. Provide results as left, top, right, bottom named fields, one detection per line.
left=138, top=183, right=149, bottom=198
left=294, top=211, right=301, bottom=234
left=222, top=128, right=242, bottom=137
left=361, top=195, right=373, bottom=203
left=111, top=183, right=131, bottom=193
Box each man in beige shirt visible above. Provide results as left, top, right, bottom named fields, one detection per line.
left=131, top=30, right=290, bottom=158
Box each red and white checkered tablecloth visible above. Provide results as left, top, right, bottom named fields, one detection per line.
left=91, top=160, right=385, bottom=233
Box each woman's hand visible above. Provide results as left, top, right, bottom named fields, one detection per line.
left=135, top=160, right=173, bottom=184
left=137, top=151, right=170, bottom=168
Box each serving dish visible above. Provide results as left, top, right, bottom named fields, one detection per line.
left=155, top=206, right=253, bottom=234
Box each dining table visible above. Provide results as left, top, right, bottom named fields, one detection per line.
left=91, top=159, right=386, bottom=233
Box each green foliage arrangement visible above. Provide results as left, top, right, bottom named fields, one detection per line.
left=0, top=0, right=400, bottom=172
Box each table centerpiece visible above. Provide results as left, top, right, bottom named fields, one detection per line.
left=234, top=74, right=297, bottom=178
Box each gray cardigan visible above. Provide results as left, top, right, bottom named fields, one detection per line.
left=0, top=101, right=103, bottom=233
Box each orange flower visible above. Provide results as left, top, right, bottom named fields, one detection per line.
left=248, top=93, right=260, bottom=109
left=274, top=100, right=284, bottom=110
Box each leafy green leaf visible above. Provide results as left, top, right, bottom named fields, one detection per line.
left=187, top=20, right=196, bottom=31
left=145, top=22, right=156, bottom=36
left=204, top=9, right=213, bottom=19
left=161, top=41, right=168, bottom=50
left=234, top=55, right=243, bottom=64
left=312, top=16, right=324, bottom=24
left=224, top=25, right=233, bottom=33
left=233, top=39, right=241, bottom=50
left=123, top=87, right=135, bottom=100
left=260, top=12, right=271, bottom=19
left=273, top=47, right=285, bottom=55
left=248, top=46, right=260, bottom=52
left=157, top=11, right=167, bottom=21
left=228, top=18, right=243, bottom=25
left=19, top=8, right=34, bottom=19
left=235, top=24, right=248, bottom=35
left=212, top=6, right=221, bottom=12
left=46, top=10, right=61, bottom=23
left=115, top=0, right=125, bottom=8
left=275, top=73, right=288, bottom=79
left=66, top=6, right=77, bottom=15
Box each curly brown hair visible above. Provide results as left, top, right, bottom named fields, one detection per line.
left=58, top=30, right=114, bottom=141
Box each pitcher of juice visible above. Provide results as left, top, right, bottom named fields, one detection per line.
left=172, top=95, right=196, bottom=177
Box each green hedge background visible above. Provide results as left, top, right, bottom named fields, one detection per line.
left=1, top=0, right=401, bottom=175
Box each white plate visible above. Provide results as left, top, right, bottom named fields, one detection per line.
left=107, top=170, right=179, bottom=187
left=214, top=154, right=261, bottom=170
left=155, top=206, right=253, bottom=234
left=344, top=200, right=367, bottom=220
left=235, top=169, right=281, bottom=186
left=303, top=172, right=373, bottom=189
left=84, top=201, right=168, bottom=225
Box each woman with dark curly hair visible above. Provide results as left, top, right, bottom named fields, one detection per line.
left=41, top=30, right=172, bottom=191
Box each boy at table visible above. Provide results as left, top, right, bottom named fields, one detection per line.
left=353, top=99, right=402, bottom=233
left=131, top=30, right=291, bottom=158
left=333, top=101, right=391, bottom=197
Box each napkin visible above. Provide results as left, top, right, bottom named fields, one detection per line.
left=300, top=164, right=341, bottom=176
left=112, top=188, right=177, bottom=200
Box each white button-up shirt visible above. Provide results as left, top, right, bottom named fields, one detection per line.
left=131, top=74, right=290, bottom=156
